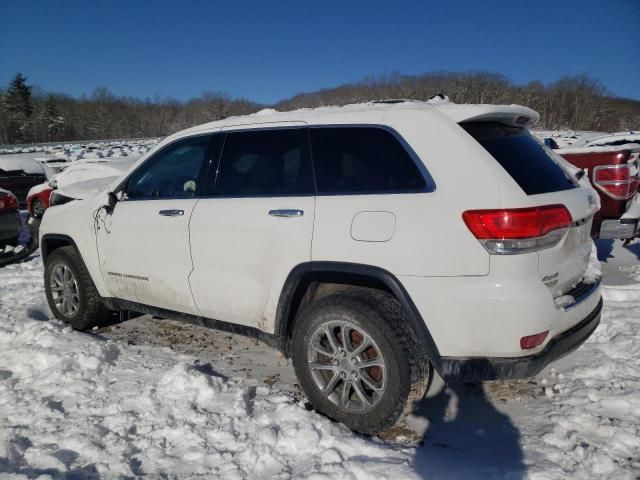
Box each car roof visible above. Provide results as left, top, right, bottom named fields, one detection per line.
left=110, top=101, right=540, bottom=193
left=171, top=101, right=540, bottom=140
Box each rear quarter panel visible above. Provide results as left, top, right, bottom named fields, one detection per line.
left=312, top=110, right=511, bottom=277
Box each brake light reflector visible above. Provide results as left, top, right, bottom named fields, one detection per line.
left=520, top=331, right=549, bottom=350
left=462, top=205, right=572, bottom=254
left=593, top=164, right=639, bottom=200
left=0, top=191, right=18, bottom=210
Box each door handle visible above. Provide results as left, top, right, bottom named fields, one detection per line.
left=159, top=209, right=185, bottom=217
left=269, top=209, right=304, bottom=218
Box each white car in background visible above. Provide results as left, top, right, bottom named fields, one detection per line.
left=39, top=101, right=602, bottom=434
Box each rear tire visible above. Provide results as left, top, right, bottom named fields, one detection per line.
left=291, top=289, right=430, bottom=435
left=44, top=246, right=111, bottom=330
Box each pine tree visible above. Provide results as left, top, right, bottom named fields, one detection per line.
left=43, top=95, right=64, bottom=141
left=3, top=73, right=34, bottom=143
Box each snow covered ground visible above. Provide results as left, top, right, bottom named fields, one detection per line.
left=0, top=255, right=420, bottom=479
left=0, top=240, right=639, bottom=479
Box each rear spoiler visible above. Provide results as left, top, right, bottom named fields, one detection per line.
left=434, top=104, right=540, bottom=128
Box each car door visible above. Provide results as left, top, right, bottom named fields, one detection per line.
left=96, top=133, right=216, bottom=314
left=188, top=125, right=315, bottom=331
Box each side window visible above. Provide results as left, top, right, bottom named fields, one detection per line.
left=310, top=127, right=427, bottom=194
left=214, top=128, right=313, bottom=196
left=126, top=135, right=212, bottom=199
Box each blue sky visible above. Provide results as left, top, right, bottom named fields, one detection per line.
left=1, top=0, right=638, bottom=104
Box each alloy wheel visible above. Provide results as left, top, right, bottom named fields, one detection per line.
left=49, top=263, right=80, bottom=318
left=307, top=320, right=387, bottom=413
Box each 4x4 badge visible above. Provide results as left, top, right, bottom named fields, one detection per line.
left=587, top=193, right=596, bottom=206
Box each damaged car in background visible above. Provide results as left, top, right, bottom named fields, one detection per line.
left=554, top=140, right=640, bottom=241
left=0, top=157, right=46, bottom=206
left=0, top=188, right=21, bottom=250
left=27, top=156, right=138, bottom=217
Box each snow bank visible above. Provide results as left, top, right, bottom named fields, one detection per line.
left=531, top=291, right=640, bottom=477
left=0, top=236, right=639, bottom=478
left=0, top=257, right=417, bottom=479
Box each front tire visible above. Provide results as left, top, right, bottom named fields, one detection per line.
left=44, top=246, right=110, bottom=330
left=291, top=289, right=430, bottom=435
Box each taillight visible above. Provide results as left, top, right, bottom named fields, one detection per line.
left=0, top=191, right=18, bottom=210
left=462, top=205, right=572, bottom=254
left=593, top=164, right=639, bottom=200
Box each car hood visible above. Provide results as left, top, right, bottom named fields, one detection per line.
left=52, top=157, right=137, bottom=191
left=56, top=175, right=121, bottom=200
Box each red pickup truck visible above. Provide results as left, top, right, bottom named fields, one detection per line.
left=556, top=144, right=640, bottom=240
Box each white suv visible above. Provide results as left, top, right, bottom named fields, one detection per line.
left=40, top=101, right=603, bottom=434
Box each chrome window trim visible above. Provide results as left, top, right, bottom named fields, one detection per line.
left=117, top=123, right=438, bottom=201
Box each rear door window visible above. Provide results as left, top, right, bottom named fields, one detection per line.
left=214, top=128, right=313, bottom=196
left=310, top=127, right=427, bottom=194
left=461, top=122, right=576, bottom=195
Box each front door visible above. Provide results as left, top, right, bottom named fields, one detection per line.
left=96, top=134, right=214, bottom=314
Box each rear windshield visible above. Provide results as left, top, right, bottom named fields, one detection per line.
left=461, top=122, right=576, bottom=195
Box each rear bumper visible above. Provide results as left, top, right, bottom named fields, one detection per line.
left=599, top=218, right=639, bottom=239
left=598, top=194, right=640, bottom=239
left=0, top=211, right=21, bottom=241
left=438, top=298, right=602, bottom=381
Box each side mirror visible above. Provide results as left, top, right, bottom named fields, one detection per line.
left=104, top=191, right=118, bottom=214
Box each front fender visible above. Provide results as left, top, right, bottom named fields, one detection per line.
left=40, top=199, right=108, bottom=297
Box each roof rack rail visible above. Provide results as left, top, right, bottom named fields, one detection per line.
left=371, top=99, right=417, bottom=104
left=372, top=94, right=450, bottom=105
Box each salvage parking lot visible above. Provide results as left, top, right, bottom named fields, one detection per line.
left=1, top=129, right=640, bottom=478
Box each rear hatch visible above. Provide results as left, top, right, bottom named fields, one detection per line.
left=461, top=122, right=599, bottom=297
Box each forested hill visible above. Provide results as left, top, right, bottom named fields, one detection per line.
left=1, top=71, right=638, bottom=145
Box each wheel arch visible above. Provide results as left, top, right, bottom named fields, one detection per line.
left=274, top=262, right=442, bottom=367
left=41, top=234, right=79, bottom=264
